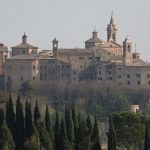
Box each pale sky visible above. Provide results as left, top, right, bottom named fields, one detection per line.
left=0, top=0, right=150, bottom=60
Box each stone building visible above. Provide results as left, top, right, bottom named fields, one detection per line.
left=3, top=14, right=150, bottom=90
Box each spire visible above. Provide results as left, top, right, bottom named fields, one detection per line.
left=22, top=32, right=27, bottom=44
left=110, top=11, right=115, bottom=24
left=92, top=28, right=98, bottom=38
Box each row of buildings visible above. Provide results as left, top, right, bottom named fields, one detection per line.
left=1, top=14, right=150, bottom=90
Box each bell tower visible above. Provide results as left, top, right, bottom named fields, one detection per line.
left=107, top=13, right=118, bottom=42
left=22, top=32, right=27, bottom=44
left=52, top=38, right=58, bottom=58
left=123, top=36, right=133, bottom=64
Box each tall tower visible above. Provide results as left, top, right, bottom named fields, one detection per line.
left=22, top=32, right=27, bottom=44
left=123, top=36, right=133, bottom=64
left=107, top=13, right=118, bottom=42
left=52, top=38, right=58, bottom=58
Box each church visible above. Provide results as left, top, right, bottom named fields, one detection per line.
left=2, top=14, right=150, bottom=90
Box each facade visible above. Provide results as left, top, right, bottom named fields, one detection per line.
left=3, top=14, right=150, bottom=90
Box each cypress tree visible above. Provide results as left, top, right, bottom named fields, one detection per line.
left=0, top=109, right=15, bottom=150
left=34, top=100, right=41, bottom=128
left=15, top=95, right=24, bottom=150
left=108, top=116, right=117, bottom=150
left=72, top=104, right=78, bottom=130
left=45, top=105, right=53, bottom=139
left=92, top=117, right=101, bottom=150
left=60, top=118, right=72, bottom=150
left=65, top=106, right=74, bottom=148
left=6, top=94, right=15, bottom=138
left=54, top=111, right=60, bottom=150
left=144, top=123, right=150, bottom=150
left=72, top=105, right=78, bottom=150
left=87, top=114, right=93, bottom=136
left=25, top=101, right=34, bottom=138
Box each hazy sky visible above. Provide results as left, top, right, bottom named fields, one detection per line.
left=0, top=0, right=150, bottom=60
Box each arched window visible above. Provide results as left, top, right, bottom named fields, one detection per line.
left=128, top=45, right=131, bottom=52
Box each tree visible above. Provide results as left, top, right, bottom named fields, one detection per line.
left=25, top=101, right=34, bottom=138
left=65, top=106, right=74, bottom=148
left=108, top=116, right=116, bottom=150
left=6, top=76, right=13, bottom=93
left=144, top=123, right=150, bottom=150
left=54, top=111, right=60, bottom=150
left=45, top=105, right=53, bottom=139
left=15, top=95, right=24, bottom=150
left=92, top=117, right=101, bottom=150
left=60, top=118, right=72, bottom=150
left=112, top=112, right=148, bottom=149
left=0, top=109, right=15, bottom=150
left=6, top=94, right=15, bottom=138
left=19, top=80, right=34, bottom=96
left=24, top=128, right=40, bottom=150
left=34, top=100, right=41, bottom=128
left=87, top=114, right=93, bottom=136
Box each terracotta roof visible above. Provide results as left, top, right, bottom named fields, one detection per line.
left=85, top=36, right=104, bottom=44
left=12, top=43, right=38, bottom=49
left=7, top=54, right=55, bottom=60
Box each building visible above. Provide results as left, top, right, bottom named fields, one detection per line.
left=3, top=14, right=150, bottom=90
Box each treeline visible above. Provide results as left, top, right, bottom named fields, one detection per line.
left=0, top=94, right=105, bottom=150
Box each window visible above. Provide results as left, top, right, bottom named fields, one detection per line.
left=108, top=71, right=111, bottom=74
left=137, top=81, right=141, bottom=85
left=67, top=73, right=69, bottom=77
left=99, top=71, right=101, bottom=75
left=8, top=66, right=11, bottom=70
left=79, top=56, right=84, bottom=60
left=20, top=76, right=23, bottom=81
left=136, top=73, right=141, bottom=78
left=40, top=74, right=43, bottom=80
left=118, top=67, right=121, bottom=71
left=80, top=65, right=83, bottom=68
left=118, top=75, right=121, bottom=78
left=62, top=65, right=64, bottom=68
left=62, top=73, right=64, bottom=77
left=20, top=66, right=23, bottom=70
left=98, top=77, right=102, bottom=80
left=147, top=73, right=150, bottom=78
left=148, top=81, right=150, bottom=85
left=4, top=55, right=7, bottom=59
left=127, top=74, right=130, bottom=78
left=33, top=76, right=35, bottom=80
left=127, top=81, right=130, bottom=85
left=108, top=77, right=112, bottom=80
left=33, top=66, right=35, bottom=70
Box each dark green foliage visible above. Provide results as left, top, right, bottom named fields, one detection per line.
left=6, top=76, right=13, bottom=93
left=37, top=122, right=53, bottom=150
left=72, top=104, right=78, bottom=130
left=144, top=123, right=150, bottom=150
left=60, top=118, right=72, bottom=150
left=0, top=109, right=15, bottom=150
left=19, top=80, right=34, bottom=96
left=54, top=111, right=60, bottom=150
left=24, top=128, right=40, bottom=150
left=77, top=119, right=92, bottom=150
left=112, top=112, right=148, bottom=149
left=45, top=105, right=53, bottom=139
left=6, top=94, right=15, bottom=138
left=92, top=117, right=101, bottom=150
left=25, top=101, right=34, bottom=138
left=65, top=106, right=74, bottom=148
left=108, top=116, right=116, bottom=150
left=15, top=95, right=24, bottom=150
left=87, top=114, right=93, bottom=136
left=34, top=100, right=41, bottom=128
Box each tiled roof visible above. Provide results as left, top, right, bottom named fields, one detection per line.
left=12, top=43, right=38, bottom=49
left=85, top=37, right=104, bottom=44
